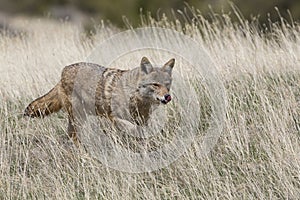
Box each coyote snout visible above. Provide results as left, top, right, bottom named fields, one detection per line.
left=159, top=94, right=172, bottom=104
left=24, top=57, right=175, bottom=144
left=139, top=81, right=172, bottom=104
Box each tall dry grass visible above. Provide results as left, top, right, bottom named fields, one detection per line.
left=0, top=12, right=300, bottom=199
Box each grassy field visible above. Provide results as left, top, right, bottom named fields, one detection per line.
left=0, top=13, right=300, bottom=199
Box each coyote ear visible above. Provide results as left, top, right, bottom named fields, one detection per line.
left=162, top=58, right=175, bottom=75
left=140, top=57, right=153, bottom=74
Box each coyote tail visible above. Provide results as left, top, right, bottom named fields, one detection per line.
left=24, top=83, right=63, bottom=118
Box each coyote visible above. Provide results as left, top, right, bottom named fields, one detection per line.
left=24, top=57, right=175, bottom=143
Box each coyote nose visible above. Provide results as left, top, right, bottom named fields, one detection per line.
left=164, top=94, right=171, bottom=102
left=161, top=94, right=171, bottom=104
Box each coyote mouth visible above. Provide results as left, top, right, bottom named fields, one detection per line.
left=161, top=100, right=168, bottom=104
left=157, top=94, right=171, bottom=104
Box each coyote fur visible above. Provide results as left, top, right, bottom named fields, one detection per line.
left=24, top=57, right=175, bottom=143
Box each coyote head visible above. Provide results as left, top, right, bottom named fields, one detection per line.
left=137, top=57, right=175, bottom=104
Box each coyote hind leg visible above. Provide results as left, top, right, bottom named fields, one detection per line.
left=64, top=101, right=81, bottom=146
left=67, top=118, right=80, bottom=146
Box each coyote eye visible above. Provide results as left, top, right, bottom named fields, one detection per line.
left=152, top=83, right=160, bottom=87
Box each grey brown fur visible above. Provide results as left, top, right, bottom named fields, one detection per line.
left=24, top=57, right=175, bottom=144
